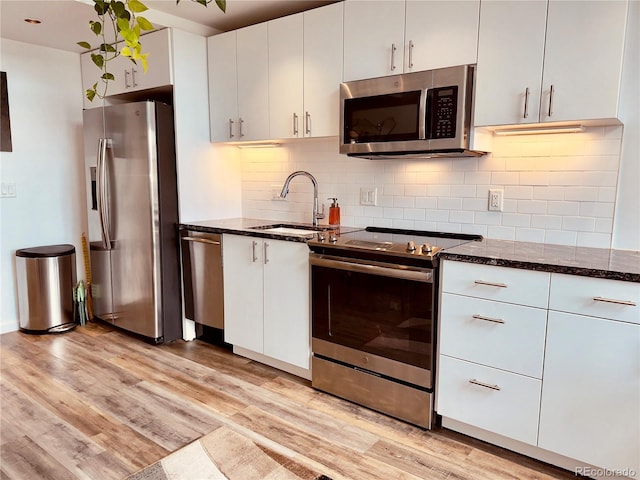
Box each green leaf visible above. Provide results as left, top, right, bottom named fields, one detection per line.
left=91, top=53, right=104, bottom=68
left=215, top=0, right=226, bottom=12
left=137, top=16, right=153, bottom=31
left=127, top=0, right=148, bottom=13
left=86, top=88, right=97, bottom=102
left=120, top=46, right=131, bottom=57
left=117, top=17, right=130, bottom=33
left=93, top=1, right=108, bottom=16
left=101, top=72, right=115, bottom=81
left=112, top=1, right=126, bottom=17
left=99, top=43, right=117, bottom=53
left=90, top=20, right=102, bottom=36
left=77, top=41, right=92, bottom=50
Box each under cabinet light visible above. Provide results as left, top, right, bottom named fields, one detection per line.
left=493, top=125, right=585, bottom=136
left=236, top=142, right=282, bottom=149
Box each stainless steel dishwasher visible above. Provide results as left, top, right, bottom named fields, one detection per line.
left=180, top=231, right=224, bottom=330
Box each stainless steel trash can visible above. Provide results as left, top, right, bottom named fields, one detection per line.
left=16, top=244, right=77, bottom=334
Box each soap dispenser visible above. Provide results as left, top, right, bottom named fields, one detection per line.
left=328, top=198, right=340, bottom=226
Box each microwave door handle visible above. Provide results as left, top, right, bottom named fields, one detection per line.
left=419, top=89, right=428, bottom=140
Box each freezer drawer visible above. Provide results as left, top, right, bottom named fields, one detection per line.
left=181, top=232, right=224, bottom=329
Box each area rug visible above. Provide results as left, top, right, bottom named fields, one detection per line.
left=126, top=426, right=333, bottom=480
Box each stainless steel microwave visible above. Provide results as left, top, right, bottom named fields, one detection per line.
left=340, top=64, right=485, bottom=158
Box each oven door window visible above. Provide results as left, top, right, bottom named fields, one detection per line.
left=343, top=91, right=422, bottom=145
left=311, top=264, right=433, bottom=369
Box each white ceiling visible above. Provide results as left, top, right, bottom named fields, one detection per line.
left=0, top=0, right=338, bottom=53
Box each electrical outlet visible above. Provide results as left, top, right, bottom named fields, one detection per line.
left=360, top=187, right=378, bottom=206
left=488, top=188, right=503, bottom=212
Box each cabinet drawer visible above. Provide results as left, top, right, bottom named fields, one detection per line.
left=441, top=261, right=550, bottom=308
left=439, top=293, right=547, bottom=378
left=549, top=273, right=639, bottom=324
left=437, top=355, right=541, bottom=445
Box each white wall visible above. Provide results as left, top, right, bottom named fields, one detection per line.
left=0, top=39, right=87, bottom=334
left=240, top=126, right=629, bottom=249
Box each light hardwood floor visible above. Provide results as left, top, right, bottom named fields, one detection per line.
left=1, top=322, right=579, bottom=479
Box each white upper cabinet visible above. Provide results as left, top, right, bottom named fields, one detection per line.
left=403, top=1, right=479, bottom=73
left=343, top=1, right=406, bottom=81
left=208, top=24, right=269, bottom=141
left=343, top=0, right=479, bottom=82
left=268, top=14, right=304, bottom=139
left=475, top=0, right=629, bottom=127
left=269, top=3, right=344, bottom=139
left=236, top=23, right=270, bottom=141
left=208, top=30, right=239, bottom=142
left=81, top=28, right=173, bottom=109
left=541, top=0, right=628, bottom=123
left=302, top=2, right=344, bottom=137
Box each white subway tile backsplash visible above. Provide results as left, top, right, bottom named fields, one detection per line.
left=239, top=125, right=621, bottom=248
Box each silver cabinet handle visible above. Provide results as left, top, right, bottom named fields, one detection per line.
left=523, top=87, right=530, bottom=119
left=548, top=84, right=555, bottom=117
left=472, top=314, right=505, bottom=324
left=182, top=236, right=221, bottom=246
left=593, top=297, right=637, bottom=307
left=124, top=69, right=131, bottom=89
left=239, top=118, right=245, bottom=138
left=229, top=119, right=235, bottom=139
left=252, top=240, right=258, bottom=262
left=469, top=379, right=501, bottom=391
left=390, top=43, right=397, bottom=71
left=408, top=40, right=414, bottom=68
left=264, top=242, right=269, bottom=264
left=474, top=280, right=508, bottom=288
left=305, top=111, right=311, bottom=135
left=131, top=68, right=137, bottom=87
left=293, top=113, right=299, bottom=136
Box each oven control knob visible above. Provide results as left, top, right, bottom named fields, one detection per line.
left=407, top=240, right=416, bottom=252
left=421, top=243, right=433, bottom=254
left=329, top=234, right=338, bottom=243
left=317, top=232, right=326, bottom=241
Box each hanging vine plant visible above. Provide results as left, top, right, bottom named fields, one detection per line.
left=78, top=0, right=226, bottom=102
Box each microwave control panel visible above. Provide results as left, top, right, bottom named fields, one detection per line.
left=426, top=86, right=458, bottom=140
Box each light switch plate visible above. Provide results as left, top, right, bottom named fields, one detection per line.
left=360, top=187, right=377, bottom=206
left=0, top=182, right=16, bottom=198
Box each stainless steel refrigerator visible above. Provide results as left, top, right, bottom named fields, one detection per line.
left=83, top=101, right=181, bottom=343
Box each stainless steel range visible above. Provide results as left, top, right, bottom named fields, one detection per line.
left=308, top=227, right=481, bottom=429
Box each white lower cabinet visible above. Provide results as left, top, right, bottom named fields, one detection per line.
left=222, top=234, right=310, bottom=370
left=437, top=356, right=542, bottom=445
left=438, top=260, right=640, bottom=478
left=538, top=311, right=640, bottom=477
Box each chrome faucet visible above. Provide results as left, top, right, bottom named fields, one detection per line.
left=279, top=170, right=325, bottom=226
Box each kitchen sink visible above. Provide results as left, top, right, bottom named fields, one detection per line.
left=249, top=223, right=327, bottom=237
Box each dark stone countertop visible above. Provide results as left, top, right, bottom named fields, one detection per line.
left=440, top=238, right=640, bottom=283
left=179, top=217, right=362, bottom=244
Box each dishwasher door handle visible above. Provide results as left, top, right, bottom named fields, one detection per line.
left=182, top=236, right=221, bottom=246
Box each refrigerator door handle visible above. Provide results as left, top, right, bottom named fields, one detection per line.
left=97, top=138, right=112, bottom=250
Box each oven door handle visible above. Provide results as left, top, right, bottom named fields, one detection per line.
left=310, top=255, right=433, bottom=283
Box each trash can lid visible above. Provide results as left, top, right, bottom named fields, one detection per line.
left=16, top=244, right=76, bottom=258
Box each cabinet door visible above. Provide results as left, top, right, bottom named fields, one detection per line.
left=474, top=0, right=547, bottom=127
left=539, top=312, right=640, bottom=475
left=236, top=23, right=270, bottom=141
left=222, top=234, right=264, bottom=353
left=134, top=28, right=173, bottom=92
left=263, top=240, right=310, bottom=369
left=303, top=2, right=344, bottom=137
left=404, top=0, right=480, bottom=73
left=268, top=14, right=304, bottom=139
left=208, top=31, right=239, bottom=142
left=343, top=0, right=406, bottom=81
left=541, top=0, right=628, bottom=123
